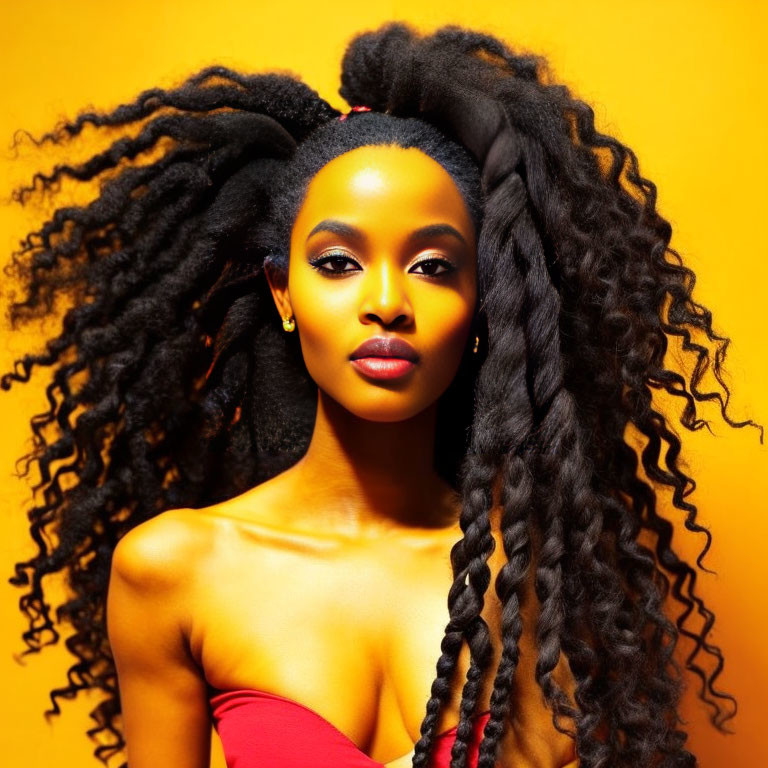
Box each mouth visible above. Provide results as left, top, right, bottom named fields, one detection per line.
left=349, top=356, right=417, bottom=380
left=348, top=336, right=419, bottom=381
left=350, top=335, right=418, bottom=361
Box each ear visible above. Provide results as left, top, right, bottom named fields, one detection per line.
left=263, top=257, right=293, bottom=323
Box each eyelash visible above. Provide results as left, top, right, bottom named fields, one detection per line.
left=308, top=251, right=457, bottom=279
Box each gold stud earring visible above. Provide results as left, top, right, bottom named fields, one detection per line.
left=472, top=335, right=479, bottom=354
left=282, top=315, right=295, bottom=332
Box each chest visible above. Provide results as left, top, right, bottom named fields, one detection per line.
left=186, top=518, right=575, bottom=766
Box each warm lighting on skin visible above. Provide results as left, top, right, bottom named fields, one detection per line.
left=265, top=144, right=478, bottom=424
left=348, top=165, right=387, bottom=197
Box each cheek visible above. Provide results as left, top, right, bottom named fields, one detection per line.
left=290, top=281, right=353, bottom=377
left=422, top=289, right=474, bottom=343
left=415, top=296, right=474, bottom=380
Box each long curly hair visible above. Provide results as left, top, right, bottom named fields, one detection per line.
left=2, top=20, right=763, bottom=768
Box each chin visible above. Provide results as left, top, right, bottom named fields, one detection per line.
left=355, top=408, right=425, bottom=424
left=334, top=392, right=436, bottom=423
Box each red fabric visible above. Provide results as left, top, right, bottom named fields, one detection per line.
left=209, top=687, right=491, bottom=768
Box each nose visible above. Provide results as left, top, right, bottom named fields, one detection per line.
left=357, top=259, right=414, bottom=328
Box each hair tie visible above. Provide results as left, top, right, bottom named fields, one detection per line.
left=338, top=105, right=372, bottom=122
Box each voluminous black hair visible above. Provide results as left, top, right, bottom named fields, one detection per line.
left=2, top=20, right=763, bottom=768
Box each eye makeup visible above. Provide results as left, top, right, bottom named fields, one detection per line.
left=307, top=251, right=458, bottom=279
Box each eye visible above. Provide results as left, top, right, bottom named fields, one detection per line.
left=307, top=252, right=457, bottom=279
left=410, top=257, right=456, bottom=278
left=308, top=251, right=361, bottom=276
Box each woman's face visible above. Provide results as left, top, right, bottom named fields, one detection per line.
left=266, top=144, right=478, bottom=423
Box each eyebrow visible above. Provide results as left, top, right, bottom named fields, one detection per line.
left=305, top=219, right=468, bottom=247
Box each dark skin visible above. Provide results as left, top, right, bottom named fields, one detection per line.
left=106, top=146, right=579, bottom=767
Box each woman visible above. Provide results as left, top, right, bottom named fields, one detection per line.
left=3, top=20, right=761, bottom=768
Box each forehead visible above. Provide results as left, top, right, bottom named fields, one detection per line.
left=291, top=145, right=474, bottom=236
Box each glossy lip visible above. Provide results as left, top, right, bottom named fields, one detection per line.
left=350, top=357, right=416, bottom=380
left=349, top=336, right=419, bottom=362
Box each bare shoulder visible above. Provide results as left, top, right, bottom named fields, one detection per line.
left=107, top=508, right=217, bottom=768
left=111, top=507, right=214, bottom=591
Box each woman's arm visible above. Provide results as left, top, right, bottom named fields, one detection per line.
left=106, top=513, right=212, bottom=768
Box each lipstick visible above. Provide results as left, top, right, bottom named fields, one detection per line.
left=349, top=336, right=419, bottom=381
left=350, top=357, right=416, bottom=380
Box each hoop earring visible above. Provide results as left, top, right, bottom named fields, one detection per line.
left=282, top=315, right=295, bottom=332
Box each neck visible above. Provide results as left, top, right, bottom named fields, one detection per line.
left=289, top=390, right=459, bottom=537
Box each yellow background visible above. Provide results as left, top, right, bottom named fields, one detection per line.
left=1, top=1, right=766, bottom=766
